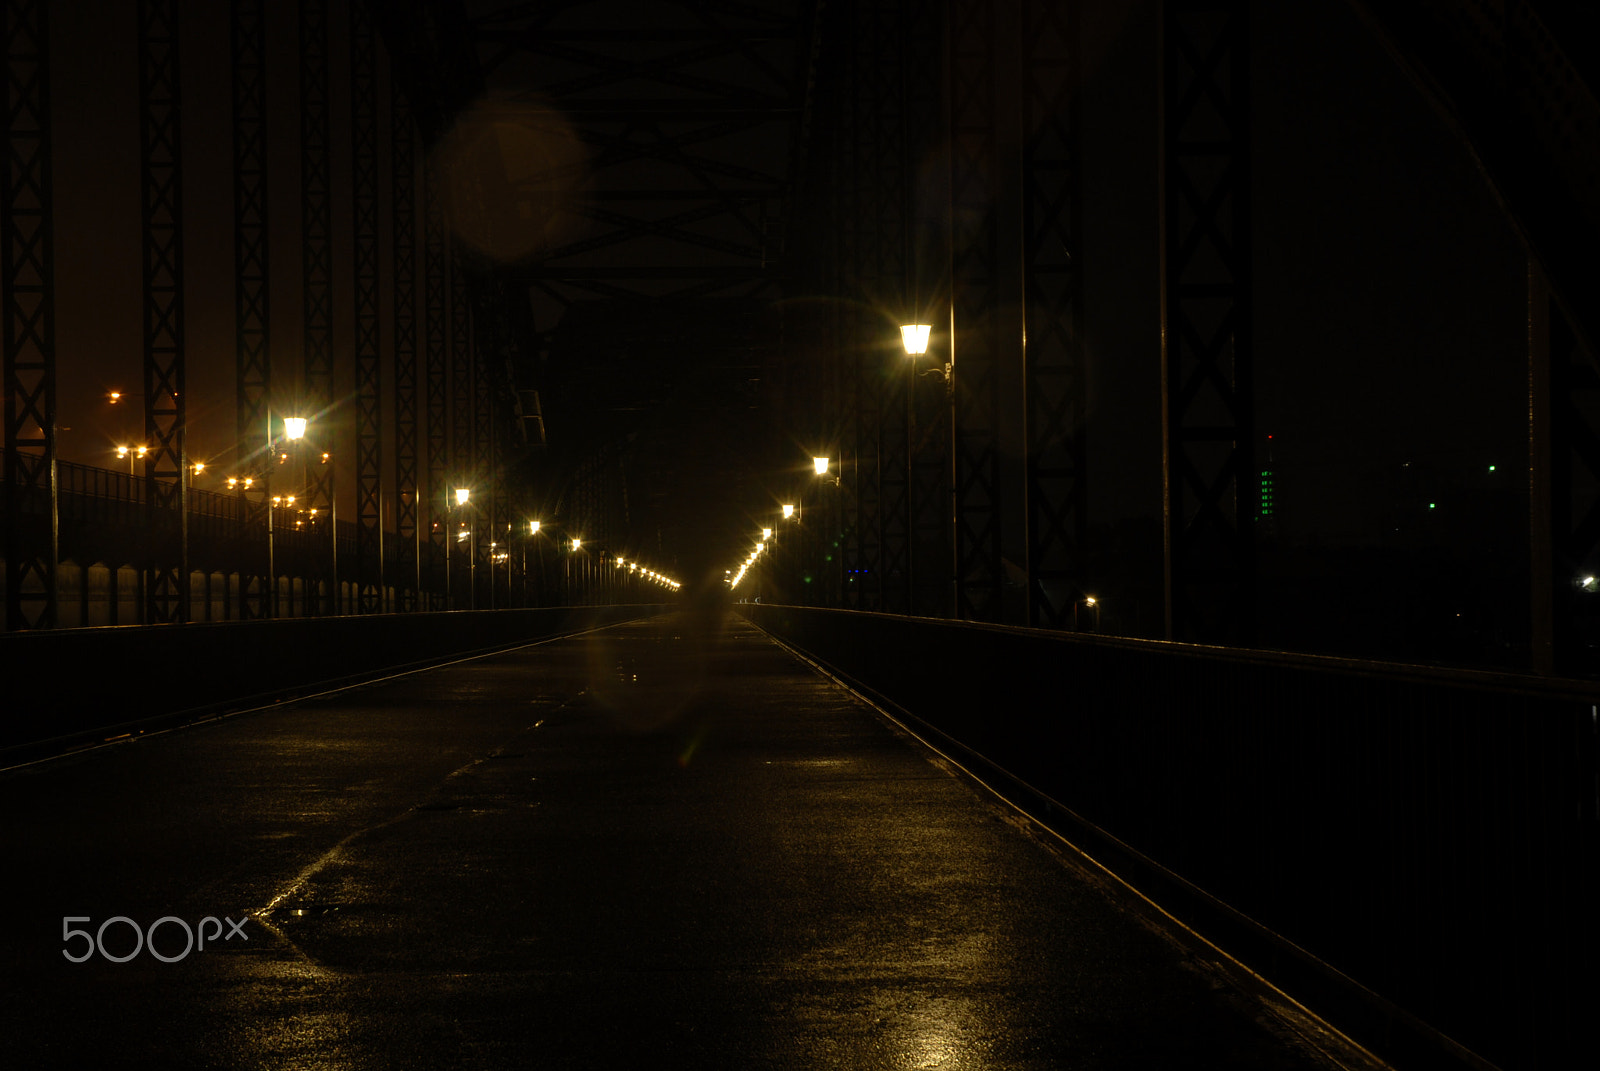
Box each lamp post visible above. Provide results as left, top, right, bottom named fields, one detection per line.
left=526, top=520, right=544, bottom=607
left=568, top=537, right=583, bottom=605
left=115, top=444, right=148, bottom=477
left=278, top=417, right=311, bottom=616
left=452, top=487, right=473, bottom=610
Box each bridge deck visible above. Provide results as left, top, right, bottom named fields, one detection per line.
left=2, top=614, right=1370, bottom=1069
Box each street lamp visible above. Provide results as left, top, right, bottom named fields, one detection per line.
left=115, top=444, right=148, bottom=476
left=900, top=323, right=931, bottom=355
left=782, top=503, right=795, bottom=519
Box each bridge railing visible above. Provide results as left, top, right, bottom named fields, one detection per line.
left=740, top=603, right=1598, bottom=1071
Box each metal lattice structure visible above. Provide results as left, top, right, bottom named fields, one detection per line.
left=905, top=0, right=947, bottom=619
left=139, top=0, right=188, bottom=625
left=947, top=0, right=1006, bottom=622
left=865, top=0, right=910, bottom=615
left=231, top=0, right=271, bottom=619
left=392, top=77, right=420, bottom=612
left=301, top=0, right=335, bottom=614
left=450, top=239, right=474, bottom=606
left=1022, top=0, right=1086, bottom=628
left=423, top=155, right=450, bottom=609
left=352, top=2, right=384, bottom=613
left=471, top=279, right=496, bottom=606
left=471, top=2, right=806, bottom=309
left=2, top=0, right=57, bottom=631
left=1161, top=0, right=1254, bottom=644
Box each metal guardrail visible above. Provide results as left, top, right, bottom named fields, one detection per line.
left=740, top=604, right=1599, bottom=1071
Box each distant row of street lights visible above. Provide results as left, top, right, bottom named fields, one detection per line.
left=726, top=321, right=1101, bottom=625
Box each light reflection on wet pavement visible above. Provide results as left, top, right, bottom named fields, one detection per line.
left=2, top=613, right=1374, bottom=1069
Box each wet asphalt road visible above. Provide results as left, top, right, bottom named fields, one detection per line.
left=2, top=613, right=1372, bottom=1069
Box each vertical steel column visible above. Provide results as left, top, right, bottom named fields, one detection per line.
left=351, top=0, right=383, bottom=613
left=300, top=0, right=335, bottom=615
left=1160, top=0, right=1254, bottom=644
left=1529, top=263, right=1600, bottom=675
left=450, top=240, right=474, bottom=607
left=833, top=22, right=863, bottom=611
left=1021, top=0, right=1086, bottom=628
left=2, top=0, right=57, bottom=631
left=423, top=156, right=449, bottom=609
left=845, top=14, right=884, bottom=612
left=472, top=282, right=494, bottom=608
left=947, top=0, right=1006, bottom=622
left=232, top=0, right=270, bottom=619
left=869, top=0, right=911, bottom=615
left=139, top=0, right=188, bottom=625
left=906, top=0, right=948, bottom=619
left=391, top=80, right=420, bottom=612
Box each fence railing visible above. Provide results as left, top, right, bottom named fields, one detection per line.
left=740, top=603, right=1599, bottom=1071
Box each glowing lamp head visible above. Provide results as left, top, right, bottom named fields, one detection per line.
left=814, top=456, right=830, bottom=475
left=283, top=416, right=307, bottom=440
left=762, top=528, right=772, bottom=540
left=782, top=504, right=795, bottom=518
left=900, top=323, right=932, bottom=355
left=116, top=446, right=129, bottom=459
left=529, top=520, right=541, bottom=534
left=454, top=488, right=470, bottom=506
left=571, top=538, right=581, bottom=551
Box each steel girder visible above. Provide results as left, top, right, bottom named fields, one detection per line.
left=450, top=239, right=474, bottom=606
left=865, top=0, right=911, bottom=615
left=392, top=79, right=421, bottom=612
left=1531, top=265, right=1600, bottom=675
left=1350, top=1, right=1600, bottom=368
left=475, top=1, right=806, bottom=308
left=301, top=0, right=336, bottom=614
left=905, top=0, right=947, bottom=619
left=139, top=0, right=188, bottom=625
left=2, top=0, right=57, bottom=631
left=423, top=155, right=450, bottom=609
left=352, top=2, right=384, bottom=613
left=1022, top=0, right=1086, bottom=629
left=1161, top=0, right=1254, bottom=645
left=947, top=0, right=1007, bottom=623
left=837, top=21, right=879, bottom=612
left=231, top=0, right=271, bottom=619
left=472, top=278, right=498, bottom=607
